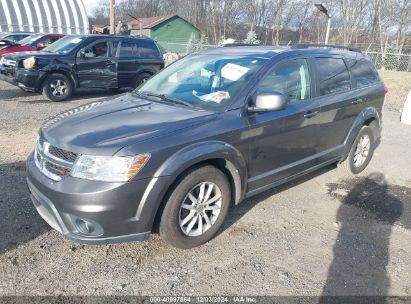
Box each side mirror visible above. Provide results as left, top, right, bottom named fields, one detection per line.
left=79, top=49, right=86, bottom=58
left=248, top=93, right=286, bottom=112
left=36, top=42, right=45, bottom=50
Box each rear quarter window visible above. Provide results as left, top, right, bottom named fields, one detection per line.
left=315, top=57, right=351, bottom=96
left=349, top=59, right=379, bottom=88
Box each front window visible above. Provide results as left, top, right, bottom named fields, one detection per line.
left=137, top=54, right=268, bottom=111
left=257, top=59, right=311, bottom=104
left=43, top=36, right=86, bottom=54
left=19, top=34, right=43, bottom=46
left=80, top=41, right=109, bottom=58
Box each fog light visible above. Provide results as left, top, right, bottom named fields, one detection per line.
left=67, top=214, right=104, bottom=237
left=75, top=218, right=95, bottom=234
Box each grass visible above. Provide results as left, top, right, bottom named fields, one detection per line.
left=379, top=70, right=411, bottom=111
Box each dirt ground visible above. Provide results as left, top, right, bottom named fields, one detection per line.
left=0, top=77, right=410, bottom=297
left=379, top=70, right=411, bottom=111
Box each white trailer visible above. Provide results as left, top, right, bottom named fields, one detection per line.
left=0, top=0, right=89, bottom=34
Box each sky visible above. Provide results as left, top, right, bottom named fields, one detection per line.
left=83, top=0, right=103, bottom=16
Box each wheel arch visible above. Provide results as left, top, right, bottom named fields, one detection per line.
left=132, top=68, right=156, bottom=87
left=342, top=106, right=381, bottom=160
left=138, top=141, right=248, bottom=232
left=38, top=69, right=77, bottom=91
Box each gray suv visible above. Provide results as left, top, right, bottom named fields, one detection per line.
left=26, top=44, right=385, bottom=248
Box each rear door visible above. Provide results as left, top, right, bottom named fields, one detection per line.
left=310, top=56, right=360, bottom=155
left=76, top=40, right=118, bottom=88
left=117, top=39, right=138, bottom=87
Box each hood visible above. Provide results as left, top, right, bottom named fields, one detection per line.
left=0, top=45, right=35, bottom=56
left=40, top=93, right=216, bottom=155
left=3, top=51, right=59, bottom=61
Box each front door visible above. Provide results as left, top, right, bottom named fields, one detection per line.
left=245, top=58, right=323, bottom=193
left=76, top=40, right=117, bottom=88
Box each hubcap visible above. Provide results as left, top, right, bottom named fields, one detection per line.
left=179, top=182, right=222, bottom=237
left=50, top=79, right=68, bottom=97
left=353, top=134, right=370, bottom=167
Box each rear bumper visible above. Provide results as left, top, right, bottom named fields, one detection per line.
left=26, top=153, right=172, bottom=245
left=0, top=67, right=40, bottom=91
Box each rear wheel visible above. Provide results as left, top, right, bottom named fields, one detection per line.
left=42, top=73, right=73, bottom=102
left=159, top=165, right=231, bottom=249
left=340, top=125, right=375, bottom=174
left=133, top=72, right=152, bottom=89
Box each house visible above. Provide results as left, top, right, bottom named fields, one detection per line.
left=128, top=15, right=201, bottom=53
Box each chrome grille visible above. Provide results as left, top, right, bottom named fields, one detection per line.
left=34, top=138, right=78, bottom=181
left=48, top=146, right=78, bottom=162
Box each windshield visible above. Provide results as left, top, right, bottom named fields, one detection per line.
left=137, top=53, right=268, bottom=111
left=43, top=35, right=86, bottom=54
left=19, top=34, right=43, bottom=46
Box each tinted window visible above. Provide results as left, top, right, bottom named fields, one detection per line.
left=138, top=40, right=160, bottom=58
left=257, top=59, right=311, bottom=104
left=120, top=41, right=135, bottom=57
left=349, top=59, right=379, bottom=87
left=315, top=58, right=350, bottom=96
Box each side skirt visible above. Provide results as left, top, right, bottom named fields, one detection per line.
left=244, top=157, right=341, bottom=199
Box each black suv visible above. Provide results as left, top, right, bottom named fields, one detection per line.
left=0, top=35, right=164, bottom=101
left=26, top=45, right=385, bottom=248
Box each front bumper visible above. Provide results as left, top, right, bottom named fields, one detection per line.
left=26, top=153, right=172, bottom=244
left=0, top=66, right=41, bottom=91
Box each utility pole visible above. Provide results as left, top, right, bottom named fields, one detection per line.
left=110, top=0, right=115, bottom=34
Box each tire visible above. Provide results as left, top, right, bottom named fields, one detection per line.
left=42, top=73, right=73, bottom=102
left=133, top=72, right=152, bottom=89
left=339, top=125, right=375, bottom=174
left=159, top=165, right=231, bottom=249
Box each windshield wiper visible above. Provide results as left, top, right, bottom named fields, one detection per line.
left=140, top=91, right=194, bottom=108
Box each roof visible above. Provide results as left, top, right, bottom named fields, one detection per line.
left=129, top=15, right=179, bottom=30
left=198, top=45, right=364, bottom=60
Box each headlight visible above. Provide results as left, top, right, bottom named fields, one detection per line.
left=23, top=56, right=36, bottom=69
left=71, top=154, right=150, bottom=182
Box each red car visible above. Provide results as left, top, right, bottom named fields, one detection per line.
left=0, top=33, right=65, bottom=58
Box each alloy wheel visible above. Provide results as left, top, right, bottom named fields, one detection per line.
left=353, top=134, right=370, bottom=167
left=50, top=79, right=68, bottom=97
left=178, top=182, right=222, bottom=237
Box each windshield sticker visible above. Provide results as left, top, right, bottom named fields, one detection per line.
left=193, top=90, right=230, bottom=103
left=221, top=63, right=250, bottom=81
left=70, top=38, right=82, bottom=44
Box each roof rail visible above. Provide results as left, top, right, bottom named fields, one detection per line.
left=292, top=43, right=362, bottom=53
left=222, top=43, right=260, bottom=47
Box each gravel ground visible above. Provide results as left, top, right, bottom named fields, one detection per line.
left=0, top=81, right=410, bottom=296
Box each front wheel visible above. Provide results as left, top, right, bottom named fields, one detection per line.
left=340, top=125, right=375, bottom=174
left=42, top=73, right=73, bottom=102
left=159, top=166, right=231, bottom=249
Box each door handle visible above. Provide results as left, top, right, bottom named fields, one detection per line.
left=105, top=60, right=115, bottom=66
left=304, top=110, right=319, bottom=118
left=352, top=98, right=364, bottom=104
